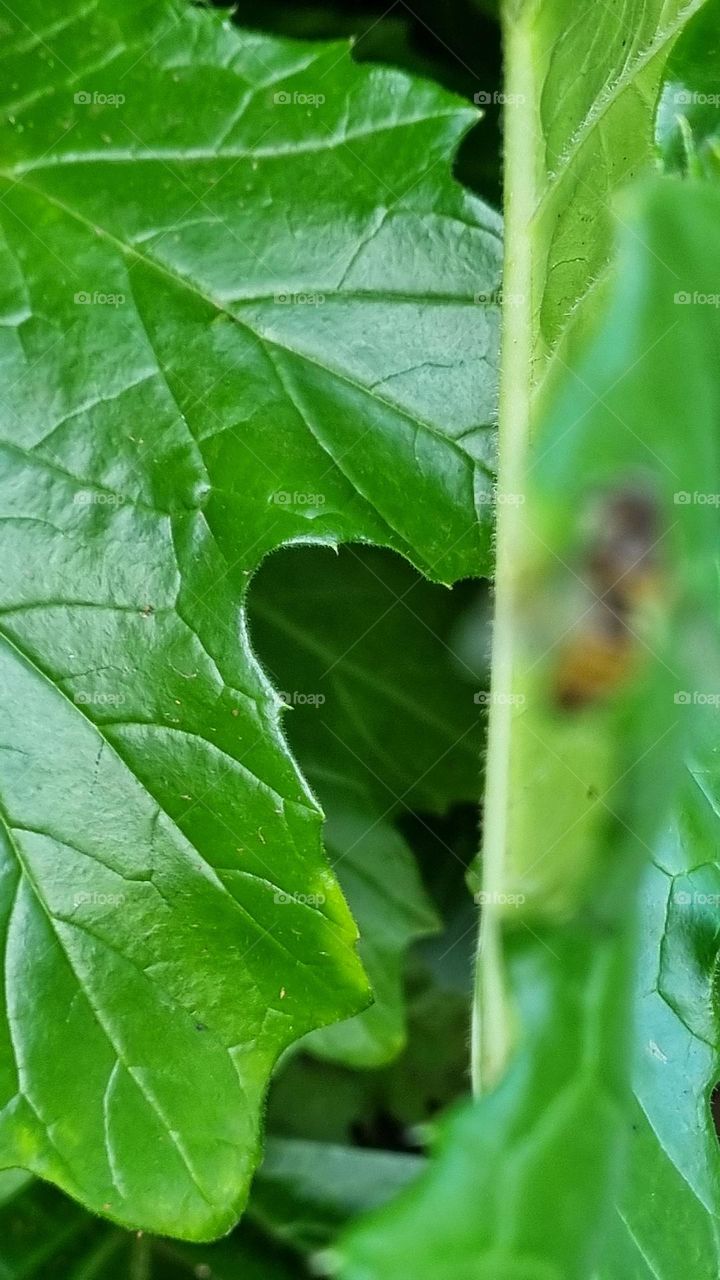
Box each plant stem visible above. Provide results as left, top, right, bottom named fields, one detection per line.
left=472, top=0, right=537, bottom=1094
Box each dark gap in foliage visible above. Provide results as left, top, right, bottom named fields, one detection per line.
left=247, top=542, right=484, bottom=1149
left=399, top=803, right=480, bottom=908
left=350, top=1107, right=426, bottom=1154
left=247, top=543, right=487, bottom=825
left=267, top=1005, right=469, bottom=1153
left=247, top=545, right=485, bottom=1079
left=398, top=803, right=479, bottom=994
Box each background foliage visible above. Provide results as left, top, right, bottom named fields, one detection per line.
left=3, top=0, right=720, bottom=1276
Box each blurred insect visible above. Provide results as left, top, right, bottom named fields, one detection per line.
left=553, top=487, right=663, bottom=711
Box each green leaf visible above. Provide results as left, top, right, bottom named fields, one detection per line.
left=252, top=1138, right=423, bottom=1252
left=0, top=0, right=500, bottom=1239
left=602, top=777, right=720, bottom=1275
left=339, top=171, right=720, bottom=1279
left=529, top=0, right=708, bottom=364
left=305, top=794, right=440, bottom=1068
left=599, top=25, right=720, bottom=1272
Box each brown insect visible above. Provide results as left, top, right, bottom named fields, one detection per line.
left=554, top=488, right=662, bottom=711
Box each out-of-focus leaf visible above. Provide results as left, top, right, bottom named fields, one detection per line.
left=581, top=45, right=720, bottom=1258
left=376, top=963, right=471, bottom=1127
left=253, top=1138, right=423, bottom=1251
left=0, top=1168, right=32, bottom=1207
left=600, top=768, right=720, bottom=1276
left=0, top=0, right=500, bottom=1236
left=0, top=1179, right=97, bottom=1279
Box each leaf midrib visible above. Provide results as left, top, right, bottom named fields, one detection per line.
left=5, top=106, right=468, bottom=173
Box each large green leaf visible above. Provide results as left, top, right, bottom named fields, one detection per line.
left=0, top=0, right=501, bottom=1239
left=338, top=171, right=720, bottom=1278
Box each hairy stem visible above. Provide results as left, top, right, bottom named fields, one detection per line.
left=472, top=0, right=537, bottom=1094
